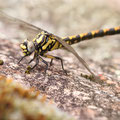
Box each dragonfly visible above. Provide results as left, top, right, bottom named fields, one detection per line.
left=0, top=11, right=120, bottom=79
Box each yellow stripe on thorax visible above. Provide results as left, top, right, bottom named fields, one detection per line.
left=50, top=41, right=59, bottom=51
left=36, top=34, right=44, bottom=44
left=42, top=38, right=53, bottom=50
left=33, top=33, right=41, bottom=42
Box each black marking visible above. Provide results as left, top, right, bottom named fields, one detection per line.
left=65, top=35, right=81, bottom=45
left=85, top=32, right=93, bottom=39
left=74, top=35, right=81, bottom=43
left=115, top=28, right=120, bottom=34
left=58, top=42, right=62, bottom=48
left=64, top=37, right=70, bottom=42
left=107, top=28, right=115, bottom=35
left=82, top=33, right=92, bottom=40
left=97, top=30, right=104, bottom=37
left=37, top=36, right=47, bottom=49
left=23, top=41, right=27, bottom=46
left=48, top=40, right=56, bottom=51
left=68, top=40, right=71, bottom=45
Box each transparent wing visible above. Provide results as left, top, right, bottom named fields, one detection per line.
left=53, top=35, right=96, bottom=77
left=0, top=11, right=44, bottom=40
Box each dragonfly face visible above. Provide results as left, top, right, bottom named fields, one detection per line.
left=20, top=39, right=35, bottom=56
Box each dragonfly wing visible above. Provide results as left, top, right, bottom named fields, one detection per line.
left=54, top=35, right=96, bottom=77
left=0, top=11, right=44, bottom=40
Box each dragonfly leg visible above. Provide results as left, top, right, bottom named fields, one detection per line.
left=50, top=58, right=53, bottom=66
left=28, top=53, right=37, bottom=64
left=18, top=55, right=27, bottom=64
left=28, top=57, right=35, bottom=64
left=26, top=54, right=48, bottom=76
left=39, top=57, right=48, bottom=76
left=43, top=54, right=67, bottom=75
left=30, top=56, right=39, bottom=70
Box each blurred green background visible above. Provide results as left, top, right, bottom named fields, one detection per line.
left=0, top=0, right=120, bottom=61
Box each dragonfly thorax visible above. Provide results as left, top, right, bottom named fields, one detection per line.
left=32, top=31, right=54, bottom=55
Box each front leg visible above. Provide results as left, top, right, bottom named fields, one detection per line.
left=26, top=55, right=48, bottom=76
left=18, top=55, right=27, bottom=64
left=27, top=56, right=39, bottom=73
left=28, top=53, right=37, bottom=64
left=30, top=57, right=39, bottom=70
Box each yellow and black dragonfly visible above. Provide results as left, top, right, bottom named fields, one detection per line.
left=0, top=11, right=120, bottom=78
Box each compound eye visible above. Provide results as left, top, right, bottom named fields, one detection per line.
left=27, top=41, right=35, bottom=52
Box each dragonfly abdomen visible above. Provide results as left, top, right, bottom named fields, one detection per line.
left=62, top=26, right=120, bottom=45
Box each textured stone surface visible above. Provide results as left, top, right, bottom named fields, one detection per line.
left=0, top=0, right=120, bottom=119
left=0, top=38, right=120, bottom=120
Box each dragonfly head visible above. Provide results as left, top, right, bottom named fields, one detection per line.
left=20, top=39, right=35, bottom=56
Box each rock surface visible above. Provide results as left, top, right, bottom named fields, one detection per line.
left=0, top=38, right=120, bottom=120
